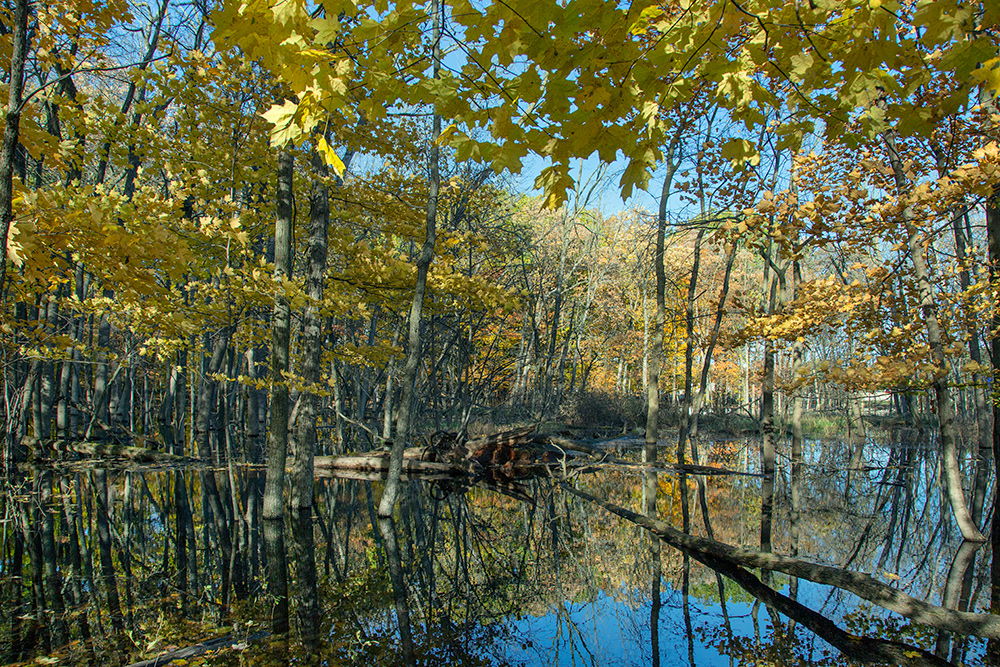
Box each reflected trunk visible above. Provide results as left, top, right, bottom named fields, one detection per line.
left=645, top=468, right=660, bottom=667
left=935, top=540, right=982, bottom=659
left=264, top=517, right=289, bottom=634
left=378, top=516, right=416, bottom=666
left=291, top=507, right=319, bottom=643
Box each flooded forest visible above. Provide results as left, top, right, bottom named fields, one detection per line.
left=4, top=0, right=1000, bottom=665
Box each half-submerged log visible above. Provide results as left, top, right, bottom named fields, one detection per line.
left=126, top=630, right=269, bottom=667
left=312, top=451, right=456, bottom=475
left=562, top=482, right=1000, bottom=641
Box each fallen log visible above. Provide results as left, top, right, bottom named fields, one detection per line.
left=697, top=550, right=950, bottom=667
left=313, top=452, right=457, bottom=474
left=126, top=630, right=268, bottom=667
left=562, top=482, right=1000, bottom=640
left=313, top=427, right=592, bottom=478
left=23, top=437, right=202, bottom=464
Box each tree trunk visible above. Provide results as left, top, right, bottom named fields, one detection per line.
left=645, top=136, right=681, bottom=460
left=760, top=274, right=778, bottom=559
left=677, top=228, right=705, bottom=537
left=987, top=191, right=1000, bottom=612
left=952, top=208, right=991, bottom=529
left=264, top=148, right=294, bottom=633
left=885, top=135, right=984, bottom=542
left=292, top=148, right=330, bottom=512
left=378, top=0, right=441, bottom=518
left=0, top=0, right=29, bottom=300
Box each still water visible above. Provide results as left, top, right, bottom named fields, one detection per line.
left=2, top=431, right=994, bottom=666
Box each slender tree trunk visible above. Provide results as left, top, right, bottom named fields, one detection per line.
left=885, top=136, right=984, bottom=542
left=952, top=207, right=991, bottom=528
left=645, top=137, right=681, bottom=460
left=378, top=0, right=441, bottom=517
left=987, top=192, right=1000, bottom=612
left=289, top=144, right=338, bottom=639
left=265, top=149, right=293, bottom=520
left=264, top=149, right=293, bottom=633
left=760, top=275, right=778, bottom=560
left=292, top=148, right=330, bottom=512
left=789, top=260, right=804, bottom=594
left=676, top=228, right=705, bottom=539
left=0, top=0, right=29, bottom=301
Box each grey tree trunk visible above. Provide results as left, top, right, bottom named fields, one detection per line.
left=264, top=149, right=293, bottom=633
left=689, top=241, right=737, bottom=539
left=378, top=0, right=442, bottom=518
left=645, top=136, right=681, bottom=461
left=884, top=135, right=984, bottom=542
left=789, top=260, right=804, bottom=563
left=0, top=0, right=29, bottom=301
left=760, top=275, right=778, bottom=559
left=677, top=227, right=705, bottom=537
left=987, top=192, right=1000, bottom=613
left=951, top=208, right=991, bottom=528
left=292, top=148, right=330, bottom=512
left=265, top=149, right=294, bottom=520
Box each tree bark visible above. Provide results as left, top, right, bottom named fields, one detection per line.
left=0, top=0, right=30, bottom=301
left=292, top=148, right=330, bottom=512
left=760, top=273, right=778, bottom=559
left=645, top=136, right=681, bottom=460
left=987, top=191, right=1000, bottom=612
left=378, top=0, right=442, bottom=518
left=884, top=135, right=984, bottom=542
left=264, top=148, right=294, bottom=633
left=265, top=149, right=294, bottom=521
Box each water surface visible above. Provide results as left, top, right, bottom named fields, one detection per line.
left=2, top=431, right=992, bottom=666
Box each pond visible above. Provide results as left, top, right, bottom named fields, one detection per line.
left=2, top=430, right=995, bottom=666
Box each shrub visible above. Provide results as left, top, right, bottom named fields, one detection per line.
left=561, top=391, right=647, bottom=429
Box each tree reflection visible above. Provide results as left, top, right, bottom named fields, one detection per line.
left=0, top=434, right=995, bottom=666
